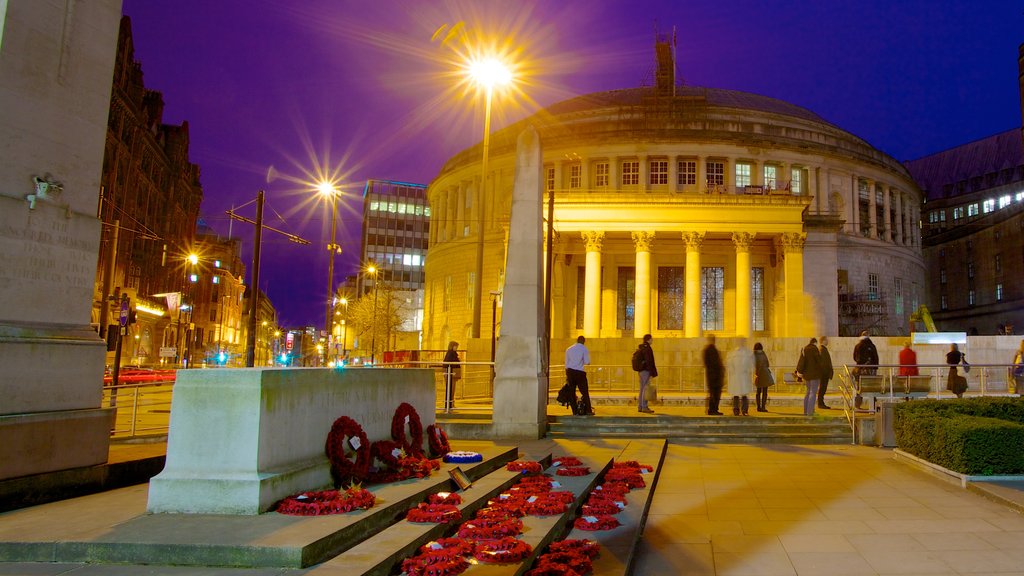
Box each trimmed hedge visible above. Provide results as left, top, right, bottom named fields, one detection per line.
left=894, top=398, right=1024, bottom=475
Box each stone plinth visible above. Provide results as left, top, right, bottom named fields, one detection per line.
left=147, top=367, right=435, bottom=515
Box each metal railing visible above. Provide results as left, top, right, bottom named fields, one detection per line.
left=102, top=378, right=175, bottom=439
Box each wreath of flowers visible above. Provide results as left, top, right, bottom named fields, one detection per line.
left=418, top=538, right=474, bottom=557
left=426, top=424, right=451, bottom=458
left=472, top=537, right=533, bottom=564
left=525, top=562, right=582, bottom=576
left=573, top=514, right=621, bottom=531
left=392, top=402, right=425, bottom=457
left=428, top=491, right=462, bottom=506
left=553, top=456, right=583, bottom=467
left=533, top=551, right=593, bottom=574
left=325, top=416, right=371, bottom=485
left=603, top=472, right=645, bottom=489
left=581, top=501, right=620, bottom=516
left=370, top=439, right=404, bottom=469
left=275, top=487, right=375, bottom=516
left=506, top=461, right=543, bottom=474
left=443, top=451, right=483, bottom=464
left=612, top=460, right=654, bottom=472
left=594, top=482, right=632, bottom=496
left=518, top=475, right=554, bottom=488
left=556, top=465, right=590, bottom=477
left=401, top=554, right=468, bottom=576
left=477, top=504, right=526, bottom=519
left=548, top=539, right=601, bottom=558
left=524, top=498, right=568, bottom=517
left=406, top=503, right=463, bottom=524
left=456, top=517, right=524, bottom=540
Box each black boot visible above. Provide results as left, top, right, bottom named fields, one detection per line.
left=732, top=396, right=740, bottom=416
left=741, top=396, right=749, bottom=416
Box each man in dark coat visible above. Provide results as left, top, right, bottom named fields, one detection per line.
left=817, top=336, right=835, bottom=409
left=703, top=335, right=724, bottom=415
left=796, top=337, right=823, bottom=416
left=852, top=330, right=879, bottom=408
left=637, top=334, right=658, bottom=413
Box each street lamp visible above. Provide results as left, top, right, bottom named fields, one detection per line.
left=490, top=289, right=502, bottom=387
left=339, top=297, right=348, bottom=360
left=466, top=55, right=513, bottom=338
left=183, top=253, right=199, bottom=369
left=318, top=181, right=342, bottom=367
left=368, top=264, right=378, bottom=365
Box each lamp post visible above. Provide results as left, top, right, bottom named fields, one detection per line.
left=368, top=265, right=378, bottom=365
left=339, top=297, right=348, bottom=360
left=467, top=56, right=513, bottom=338
left=184, top=253, right=199, bottom=369
left=318, top=181, right=341, bottom=367
left=489, top=289, right=502, bottom=387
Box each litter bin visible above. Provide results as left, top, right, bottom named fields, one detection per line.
left=874, top=400, right=897, bottom=447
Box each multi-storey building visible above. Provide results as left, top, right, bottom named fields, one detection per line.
left=188, top=224, right=249, bottom=366
left=93, top=16, right=203, bottom=365
left=353, top=179, right=429, bottom=353
left=424, top=36, right=926, bottom=356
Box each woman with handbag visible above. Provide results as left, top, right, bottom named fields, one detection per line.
left=753, top=342, right=773, bottom=412
left=945, top=342, right=968, bottom=398
left=443, top=341, right=461, bottom=411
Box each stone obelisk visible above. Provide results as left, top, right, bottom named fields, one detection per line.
left=0, top=0, right=122, bottom=480
left=492, top=126, right=547, bottom=438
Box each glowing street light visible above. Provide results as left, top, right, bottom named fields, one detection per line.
left=466, top=54, right=513, bottom=338
left=318, top=180, right=342, bottom=367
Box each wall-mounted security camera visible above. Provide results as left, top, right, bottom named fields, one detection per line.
left=26, top=174, right=64, bottom=210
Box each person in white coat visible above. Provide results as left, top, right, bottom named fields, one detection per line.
left=727, top=338, right=755, bottom=416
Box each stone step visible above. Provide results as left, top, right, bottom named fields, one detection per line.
left=547, top=416, right=851, bottom=445
left=0, top=447, right=518, bottom=568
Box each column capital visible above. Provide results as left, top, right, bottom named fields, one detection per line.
left=631, top=231, right=655, bottom=252
left=582, top=231, right=604, bottom=252
left=776, top=232, right=806, bottom=254
left=732, top=232, right=756, bottom=252
left=682, top=231, right=705, bottom=251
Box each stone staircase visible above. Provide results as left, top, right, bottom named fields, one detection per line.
left=548, top=414, right=853, bottom=445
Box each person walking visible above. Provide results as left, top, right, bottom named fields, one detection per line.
left=817, top=336, right=834, bottom=410
left=1012, top=339, right=1024, bottom=395
left=753, top=342, right=773, bottom=412
left=945, top=342, right=967, bottom=398
left=796, top=337, right=823, bottom=416
left=852, top=330, right=879, bottom=408
left=727, top=338, right=754, bottom=416
left=442, top=341, right=460, bottom=412
left=635, top=334, right=657, bottom=414
left=566, top=335, right=594, bottom=416
left=703, top=335, right=725, bottom=415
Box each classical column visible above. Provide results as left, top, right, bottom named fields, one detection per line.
left=867, top=179, right=877, bottom=238
left=895, top=189, right=904, bottom=245
left=883, top=185, right=892, bottom=242
left=733, top=232, right=755, bottom=338
left=582, top=231, right=604, bottom=338
left=777, top=233, right=807, bottom=337
left=435, top=190, right=447, bottom=242
left=457, top=182, right=468, bottom=237
left=752, top=160, right=762, bottom=187
left=632, top=231, right=655, bottom=337
left=580, top=159, right=589, bottom=191
left=447, top=187, right=458, bottom=241
left=668, top=157, right=678, bottom=193
left=639, top=155, right=648, bottom=193
left=682, top=232, right=705, bottom=338
left=609, top=157, right=619, bottom=192
left=695, top=156, right=704, bottom=193
left=850, top=176, right=860, bottom=235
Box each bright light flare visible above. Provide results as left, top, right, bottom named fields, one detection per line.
left=316, top=180, right=338, bottom=197
left=467, top=57, right=513, bottom=90
left=187, top=253, right=199, bottom=265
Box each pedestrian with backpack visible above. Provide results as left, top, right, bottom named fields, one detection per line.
left=633, top=334, right=657, bottom=413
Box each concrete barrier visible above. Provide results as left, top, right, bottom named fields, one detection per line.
left=148, top=367, right=435, bottom=515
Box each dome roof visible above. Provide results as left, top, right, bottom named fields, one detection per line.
left=545, top=86, right=831, bottom=126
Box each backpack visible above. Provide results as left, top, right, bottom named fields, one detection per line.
left=632, top=348, right=645, bottom=372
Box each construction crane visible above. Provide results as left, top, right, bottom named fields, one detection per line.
left=910, top=305, right=937, bottom=332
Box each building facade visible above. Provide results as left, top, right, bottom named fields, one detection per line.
left=423, top=40, right=926, bottom=352
left=93, top=16, right=203, bottom=364
left=187, top=224, right=249, bottom=366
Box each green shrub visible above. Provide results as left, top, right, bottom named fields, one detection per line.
left=894, top=400, right=1024, bottom=475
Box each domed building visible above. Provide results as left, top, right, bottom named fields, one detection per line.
left=423, top=40, right=925, bottom=354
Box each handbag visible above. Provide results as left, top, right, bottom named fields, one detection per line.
left=644, top=383, right=658, bottom=403
left=962, top=357, right=970, bottom=374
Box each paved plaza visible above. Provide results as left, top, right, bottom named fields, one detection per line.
left=2, top=435, right=1024, bottom=576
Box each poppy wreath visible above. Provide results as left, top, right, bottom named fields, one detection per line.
left=397, top=455, right=439, bottom=479
left=518, top=475, right=554, bottom=488
left=555, top=465, right=590, bottom=477
left=540, top=490, right=576, bottom=504
left=418, top=538, right=474, bottom=557
left=581, top=501, right=620, bottom=516
left=531, top=550, right=593, bottom=574
left=401, top=554, right=469, bottom=576
left=477, top=504, right=526, bottom=519
left=523, top=498, right=568, bottom=517
left=525, top=561, right=582, bottom=576
left=426, top=424, right=451, bottom=458
left=325, top=416, right=371, bottom=486
left=442, top=451, right=483, bottom=464
left=370, top=439, right=404, bottom=470
left=595, top=482, right=632, bottom=497
left=506, top=461, right=543, bottom=474
left=456, top=517, right=524, bottom=540
left=406, top=503, right=462, bottom=524
left=612, top=460, right=654, bottom=473
left=472, top=537, right=533, bottom=564
left=392, top=402, right=425, bottom=457
left=603, top=471, right=646, bottom=489
left=573, top=514, right=621, bottom=531
left=428, top=492, right=462, bottom=506
left=275, top=487, right=375, bottom=516
left=548, top=538, right=601, bottom=558
left=553, top=456, right=583, bottom=467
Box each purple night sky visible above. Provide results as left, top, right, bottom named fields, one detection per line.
left=121, top=0, right=1023, bottom=328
